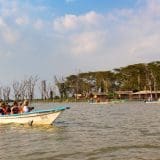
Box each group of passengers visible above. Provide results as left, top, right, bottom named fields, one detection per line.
left=0, top=100, right=33, bottom=115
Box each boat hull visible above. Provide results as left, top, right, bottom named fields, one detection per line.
left=145, top=101, right=160, bottom=104
left=0, top=107, right=68, bottom=125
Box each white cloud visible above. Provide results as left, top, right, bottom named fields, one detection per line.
left=15, top=16, right=29, bottom=25
left=53, top=11, right=103, bottom=32
left=0, top=17, right=6, bottom=26
left=53, top=11, right=107, bottom=56
left=2, top=29, right=19, bottom=43
left=54, top=14, right=78, bottom=31
left=33, top=19, right=44, bottom=30
left=0, top=17, right=19, bottom=44
left=52, top=0, right=160, bottom=66
left=69, top=31, right=106, bottom=55
left=0, top=0, right=18, bottom=17
left=0, top=0, right=160, bottom=84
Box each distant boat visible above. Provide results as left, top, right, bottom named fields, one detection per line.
left=145, top=100, right=160, bottom=104
left=145, top=98, right=160, bottom=104
left=89, top=100, right=126, bottom=105
left=0, top=106, right=69, bottom=125
left=89, top=101, right=109, bottom=105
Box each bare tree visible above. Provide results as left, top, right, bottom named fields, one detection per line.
left=40, top=80, right=47, bottom=100
left=54, top=76, right=67, bottom=98
left=19, top=80, right=28, bottom=100
left=12, top=80, right=27, bottom=100
left=46, top=82, right=56, bottom=99
left=3, top=86, right=11, bottom=101
left=12, top=81, right=21, bottom=100
left=0, top=86, right=2, bottom=100
left=40, top=81, right=56, bottom=100
left=25, top=75, right=39, bottom=101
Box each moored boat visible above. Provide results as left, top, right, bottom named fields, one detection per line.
left=145, top=98, right=160, bottom=104
left=89, top=99, right=126, bottom=105
left=0, top=106, right=69, bottom=125
left=145, top=101, right=160, bottom=104
left=89, top=101, right=109, bottom=105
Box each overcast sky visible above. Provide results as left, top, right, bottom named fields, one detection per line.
left=0, top=0, right=160, bottom=85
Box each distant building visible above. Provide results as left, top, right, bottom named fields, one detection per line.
left=131, top=90, right=160, bottom=100
left=115, top=91, right=133, bottom=99
left=115, top=90, right=160, bottom=100
left=88, top=90, right=160, bottom=101
left=88, top=92, right=108, bottom=102
left=74, top=93, right=84, bottom=100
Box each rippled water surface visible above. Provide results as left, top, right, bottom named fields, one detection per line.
left=1, top=102, right=160, bottom=160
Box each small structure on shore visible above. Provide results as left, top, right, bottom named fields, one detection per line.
left=88, top=92, right=108, bottom=102
left=115, top=90, right=160, bottom=101
left=115, top=91, right=133, bottom=99
left=132, top=90, right=160, bottom=101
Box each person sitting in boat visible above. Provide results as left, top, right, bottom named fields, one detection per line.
left=11, top=101, right=19, bottom=114
left=22, top=100, right=29, bottom=113
left=1, top=102, right=10, bottom=115
left=22, top=100, right=34, bottom=113
left=5, top=102, right=11, bottom=114
left=0, top=102, right=5, bottom=115
left=0, top=107, right=4, bottom=115
left=18, top=101, right=23, bottom=113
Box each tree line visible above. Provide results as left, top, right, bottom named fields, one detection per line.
left=55, top=61, right=160, bottom=99
left=0, top=61, right=160, bottom=101
left=0, top=75, right=39, bottom=101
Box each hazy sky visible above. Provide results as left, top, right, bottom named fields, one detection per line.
left=0, top=0, right=160, bottom=85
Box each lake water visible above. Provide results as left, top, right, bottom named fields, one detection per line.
left=1, top=101, right=160, bottom=160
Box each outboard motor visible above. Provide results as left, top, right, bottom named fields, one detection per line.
left=28, top=107, right=34, bottom=112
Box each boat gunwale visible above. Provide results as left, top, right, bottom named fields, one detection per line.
left=0, top=106, right=67, bottom=118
